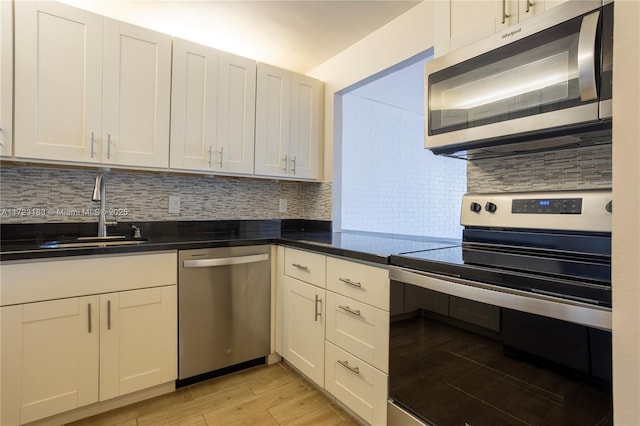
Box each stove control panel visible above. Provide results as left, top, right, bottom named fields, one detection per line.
left=461, top=190, right=612, bottom=232
left=512, top=198, right=582, bottom=214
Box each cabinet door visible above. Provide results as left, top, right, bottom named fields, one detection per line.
left=255, top=63, right=291, bottom=177
left=289, top=74, right=323, bottom=180
left=1, top=297, right=100, bottom=426
left=102, top=19, right=171, bottom=168
left=169, top=38, right=218, bottom=172
left=0, top=0, right=13, bottom=157
left=449, top=0, right=517, bottom=51
left=216, top=52, right=257, bottom=175
left=99, top=286, right=177, bottom=401
left=14, top=1, right=103, bottom=163
left=283, top=276, right=325, bottom=386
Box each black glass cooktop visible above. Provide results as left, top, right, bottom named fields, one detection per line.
left=390, top=245, right=612, bottom=308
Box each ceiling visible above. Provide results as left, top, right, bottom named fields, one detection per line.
left=59, top=0, right=422, bottom=74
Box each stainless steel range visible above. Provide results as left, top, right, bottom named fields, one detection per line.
left=388, top=190, right=612, bottom=426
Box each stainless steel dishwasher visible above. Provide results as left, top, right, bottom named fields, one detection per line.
left=178, top=245, right=271, bottom=381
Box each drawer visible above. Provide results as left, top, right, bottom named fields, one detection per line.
left=325, top=341, right=387, bottom=426
left=284, top=248, right=326, bottom=288
left=326, top=257, right=389, bottom=310
left=326, top=291, right=389, bottom=373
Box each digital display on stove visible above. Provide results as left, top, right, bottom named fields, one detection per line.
left=512, top=198, right=582, bottom=214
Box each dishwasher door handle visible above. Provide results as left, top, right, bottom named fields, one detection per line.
left=183, top=253, right=269, bottom=268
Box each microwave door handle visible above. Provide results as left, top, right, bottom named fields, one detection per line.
left=577, top=10, right=600, bottom=102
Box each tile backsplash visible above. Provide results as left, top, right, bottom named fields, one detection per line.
left=467, top=145, right=612, bottom=193
left=0, top=165, right=332, bottom=224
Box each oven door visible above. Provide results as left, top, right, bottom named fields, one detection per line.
left=388, top=267, right=612, bottom=426
left=425, top=0, right=608, bottom=156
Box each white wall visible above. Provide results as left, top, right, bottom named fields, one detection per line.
left=308, top=1, right=435, bottom=181
left=341, top=94, right=465, bottom=238
left=612, top=1, right=640, bottom=424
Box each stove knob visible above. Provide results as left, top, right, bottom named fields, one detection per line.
left=470, top=202, right=482, bottom=213
left=485, top=202, right=497, bottom=213
left=605, top=200, right=613, bottom=213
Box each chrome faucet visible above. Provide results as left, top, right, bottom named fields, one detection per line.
left=91, top=169, right=116, bottom=237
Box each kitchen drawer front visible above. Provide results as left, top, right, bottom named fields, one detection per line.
left=284, top=248, right=326, bottom=288
left=325, top=341, right=387, bottom=426
left=326, top=291, right=389, bottom=373
left=326, top=257, right=389, bottom=310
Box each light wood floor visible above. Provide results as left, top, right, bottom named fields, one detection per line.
left=67, top=362, right=361, bottom=426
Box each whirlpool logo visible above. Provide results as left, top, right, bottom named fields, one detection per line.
left=501, top=27, right=522, bottom=39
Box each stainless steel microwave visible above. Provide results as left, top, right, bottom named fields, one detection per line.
left=425, top=0, right=613, bottom=160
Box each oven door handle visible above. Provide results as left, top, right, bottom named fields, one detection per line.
left=389, top=266, right=611, bottom=331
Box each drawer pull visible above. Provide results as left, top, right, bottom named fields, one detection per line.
left=339, top=277, right=362, bottom=288
left=338, top=305, right=361, bottom=316
left=337, top=359, right=360, bottom=375
left=292, top=263, right=309, bottom=271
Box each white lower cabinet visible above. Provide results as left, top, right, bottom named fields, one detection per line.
left=279, top=248, right=389, bottom=425
left=1, top=297, right=100, bottom=425
left=325, top=341, right=388, bottom=426
left=0, top=252, right=177, bottom=426
left=99, top=286, right=177, bottom=400
left=282, top=275, right=325, bottom=387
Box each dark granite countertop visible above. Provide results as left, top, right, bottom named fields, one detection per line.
left=0, top=220, right=460, bottom=264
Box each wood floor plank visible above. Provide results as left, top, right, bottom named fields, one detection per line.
left=268, top=390, right=356, bottom=426
left=202, top=379, right=311, bottom=425
left=137, top=384, right=253, bottom=426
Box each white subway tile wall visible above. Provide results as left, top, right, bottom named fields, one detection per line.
left=0, top=165, right=332, bottom=224
left=341, top=95, right=467, bottom=239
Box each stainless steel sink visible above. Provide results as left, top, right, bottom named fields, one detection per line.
left=40, top=236, right=148, bottom=249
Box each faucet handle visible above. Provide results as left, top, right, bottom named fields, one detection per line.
left=131, top=225, right=141, bottom=239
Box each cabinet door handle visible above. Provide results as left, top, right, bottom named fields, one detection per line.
left=526, top=0, right=533, bottom=13
left=292, top=263, right=309, bottom=271
left=91, top=131, right=96, bottom=158
left=208, top=145, right=213, bottom=167
left=218, top=146, right=224, bottom=168
left=107, top=133, right=112, bottom=159
left=107, top=300, right=112, bottom=330
left=291, top=156, right=296, bottom=174
left=338, top=305, right=361, bottom=316
left=502, top=0, right=510, bottom=24
left=339, top=277, right=362, bottom=288
left=337, top=359, right=360, bottom=375
left=282, top=155, right=288, bottom=172
left=314, top=294, right=322, bottom=322
left=88, top=303, right=92, bottom=333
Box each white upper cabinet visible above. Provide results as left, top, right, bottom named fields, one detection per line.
left=102, top=19, right=171, bottom=169
left=1, top=0, right=13, bottom=157
left=170, top=40, right=256, bottom=175
left=170, top=38, right=219, bottom=171
left=14, top=1, right=171, bottom=168
left=435, top=0, right=567, bottom=56
left=14, top=1, right=103, bottom=163
left=255, top=63, right=323, bottom=180
left=216, top=52, right=257, bottom=175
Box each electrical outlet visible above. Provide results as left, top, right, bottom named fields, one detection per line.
left=279, top=199, right=287, bottom=213
left=168, top=196, right=181, bottom=214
